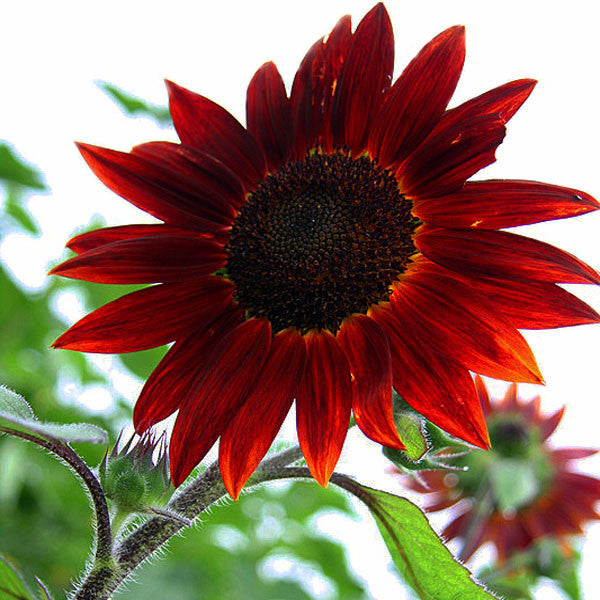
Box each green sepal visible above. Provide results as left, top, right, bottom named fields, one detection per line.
left=384, top=392, right=474, bottom=474
left=391, top=393, right=429, bottom=461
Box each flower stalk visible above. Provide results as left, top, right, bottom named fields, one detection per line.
left=0, top=426, right=113, bottom=565
left=72, top=445, right=308, bottom=600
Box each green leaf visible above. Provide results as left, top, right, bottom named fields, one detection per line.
left=488, top=459, right=539, bottom=513
left=0, top=554, right=36, bottom=600
left=0, top=143, right=46, bottom=190
left=0, top=386, right=35, bottom=421
left=0, top=386, right=107, bottom=444
left=338, top=479, right=497, bottom=600
left=97, top=81, right=172, bottom=125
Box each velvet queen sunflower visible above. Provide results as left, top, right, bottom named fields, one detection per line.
left=51, top=4, right=599, bottom=497
left=404, top=377, right=600, bottom=563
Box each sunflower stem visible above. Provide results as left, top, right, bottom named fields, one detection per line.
left=70, top=444, right=306, bottom=599
left=0, top=426, right=113, bottom=565
left=257, top=444, right=304, bottom=470
left=456, top=478, right=495, bottom=562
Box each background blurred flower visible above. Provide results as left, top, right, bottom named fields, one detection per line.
left=404, top=376, right=600, bottom=563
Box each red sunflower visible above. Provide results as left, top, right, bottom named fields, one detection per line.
left=404, top=376, right=600, bottom=562
left=51, top=3, right=600, bottom=498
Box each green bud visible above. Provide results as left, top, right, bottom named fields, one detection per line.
left=114, top=471, right=146, bottom=510
left=98, top=430, right=175, bottom=522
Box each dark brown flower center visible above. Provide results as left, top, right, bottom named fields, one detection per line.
left=488, top=417, right=533, bottom=458
left=226, top=153, right=417, bottom=334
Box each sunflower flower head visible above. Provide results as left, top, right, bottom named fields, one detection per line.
left=51, top=3, right=599, bottom=498
left=404, top=376, right=600, bottom=563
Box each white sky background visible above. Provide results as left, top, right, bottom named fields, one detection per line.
left=1, top=1, right=600, bottom=598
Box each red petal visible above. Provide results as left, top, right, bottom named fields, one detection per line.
left=49, top=234, right=226, bottom=284
left=397, top=115, right=506, bottom=198
left=560, top=472, right=600, bottom=497
left=52, top=278, right=233, bottom=353
left=539, top=406, right=565, bottom=440
left=413, top=179, right=599, bottom=229
left=429, top=79, right=537, bottom=138
left=523, top=395, right=542, bottom=421
left=296, top=330, right=352, bottom=486
left=501, top=383, right=518, bottom=410
left=67, top=224, right=209, bottom=254
left=246, top=62, right=293, bottom=172
left=170, top=318, right=272, bottom=486
left=132, top=141, right=246, bottom=210
left=453, top=273, right=600, bottom=329
left=427, top=495, right=462, bottom=513
left=370, top=26, right=465, bottom=169
left=320, top=15, right=353, bottom=152
left=392, top=271, right=543, bottom=383
left=337, top=315, right=404, bottom=449
left=330, top=4, right=394, bottom=155
left=77, top=143, right=232, bottom=231
left=493, top=520, right=528, bottom=562
left=133, top=307, right=242, bottom=432
left=369, top=305, right=490, bottom=449
left=290, top=37, right=325, bottom=158
left=415, top=226, right=600, bottom=285
left=219, top=329, right=307, bottom=499
left=166, top=80, right=267, bottom=192
left=474, top=375, right=492, bottom=416
left=442, top=511, right=471, bottom=541
left=552, top=448, right=597, bottom=463
left=456, top=514, right=489, bottom=562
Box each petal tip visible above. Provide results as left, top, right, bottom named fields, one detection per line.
left=315, top=473, right=331, bottom=488
left=476, top=425, right=492, bottom=450
left=220, top=464, right=244, bottom=501
left=225, top=482, right=242, bottom=501
left=75, top=141, right=99, bottom=159
left=450, top=24, right=466, bottom=38
left=170, top=463, right=187, bottom=488
left=365, top=2, right=391, bottom=26
left=164, top=79, right=186, bottom=102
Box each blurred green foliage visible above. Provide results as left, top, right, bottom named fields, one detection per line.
left=97, top=82, right=172, bottom=126
left=477, top=539, right=583, bottom=600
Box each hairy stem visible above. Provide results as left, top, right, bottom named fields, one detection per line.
left=0, top=426, right=112, bottom=563
left=72, top=445, right=307, bottom=600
